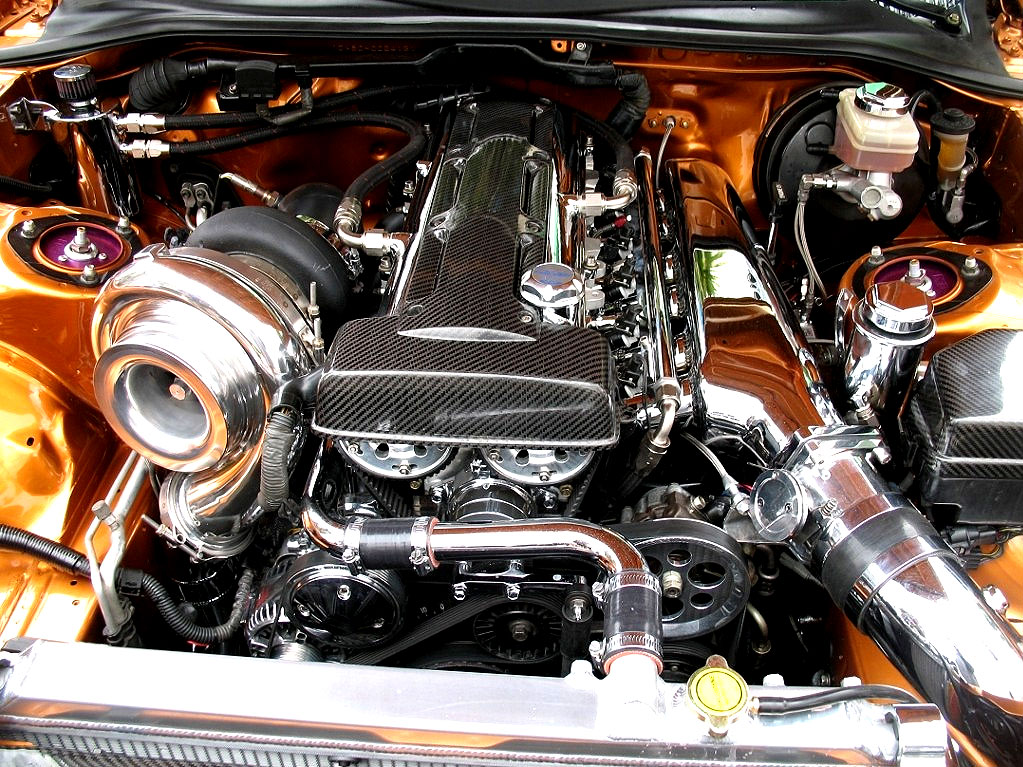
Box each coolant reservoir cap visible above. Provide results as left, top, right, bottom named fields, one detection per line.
left=687, top=658, right=749, bottom=721
left=854, top=82, right=910, bottom=117
left=863, top=280, right=934, bottom=334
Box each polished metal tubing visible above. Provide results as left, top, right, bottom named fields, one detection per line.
left=302, top=508, right=660, bottom=671
left=429, top=518, right=647, bottom=573
left=670, top=157, right=1023, bottom=763
left=859, top=556, right=1023, bottom=763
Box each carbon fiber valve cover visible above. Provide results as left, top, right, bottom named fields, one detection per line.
left=313, top=101, right=618, bottom=448
left=904, top=328, right=1023, bottom=524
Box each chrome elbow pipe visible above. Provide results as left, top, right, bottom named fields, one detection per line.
left=670, top=158, right=1023, bottom=763
left=302, top=506, right=662, bottom=674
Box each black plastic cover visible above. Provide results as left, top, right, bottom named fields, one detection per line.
left=905, top=329, right=1023, bottom=525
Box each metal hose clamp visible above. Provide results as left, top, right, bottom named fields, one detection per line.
left=340, top=516, right=365, bottom=570
left=409, top=516, right=436, bottom=575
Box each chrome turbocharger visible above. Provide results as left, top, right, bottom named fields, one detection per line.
left=92, top=223, right=327, bottom=557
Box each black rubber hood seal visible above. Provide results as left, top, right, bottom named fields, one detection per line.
left=0, top=0, right=1019, bottom=99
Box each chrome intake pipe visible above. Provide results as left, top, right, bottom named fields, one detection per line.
left=93, top=244, right=318, bottom=557
left=302, top=506, right=662, bottom=674
left=670, top=158, right=1023, bottom=764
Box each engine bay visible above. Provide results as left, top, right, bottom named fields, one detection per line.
left=1, top=38, right=1023, bottom=766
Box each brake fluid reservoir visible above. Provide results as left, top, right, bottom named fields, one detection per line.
left=832, top=83, right=919, bottom=172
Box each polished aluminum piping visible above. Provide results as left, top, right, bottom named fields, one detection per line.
left=302, top=506, right=661, bottom=673
left=429, top=518, right=646, bottom=573
left=670, top=157, right=1023, bottom=764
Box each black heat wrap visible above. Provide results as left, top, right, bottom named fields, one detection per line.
left=260, top=409, right=300, bottom=517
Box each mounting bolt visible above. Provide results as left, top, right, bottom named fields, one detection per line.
left=661, top=570, right=683, bottom=600
left=519, top=312, right=533, bottom=324
left=506, top=583, right=521, bottom=600
left=80, top=264, right=99, bottom=285
left=867, top=245, right=885, bottom=266
left=115, top=216, right=132, bottom=235
left=168, top=378, right=190, bottom=401
left=337, top=584, right=352, bottom=601
left=19, top=219, right=37, bottom=238
left=538, top=470, right=551, bottom=483
left=452, top=583, right=467, bottom=601
left=962, top=255, right=980, bottom=276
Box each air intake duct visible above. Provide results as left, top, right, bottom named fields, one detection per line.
left=670, top=157, right=1023, bottom=765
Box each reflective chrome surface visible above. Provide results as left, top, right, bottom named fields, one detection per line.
left=842, top=281, right=935, bottom=424
left=0, top=640, right=948, bottom=766
left=482, top=445, right=593, bottom=486
left=340, top=438, right=453, bottom=479
left=671, top=160, right=1023, bottom=764
left=429, top=518, right=647, bottom=574
left=670, top=159, right=842, bottom=459
left=92, top=244, right=316, bottom=554
left=862, top=556, right=1023, bottom=763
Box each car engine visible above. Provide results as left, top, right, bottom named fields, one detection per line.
left=0, top=36, right=1022, bottom=767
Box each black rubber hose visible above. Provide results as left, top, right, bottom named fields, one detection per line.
left=757, top=684, right=919, bottom=715
left=260, top=408, right=300, bottom=516
left=573, top=110, right=635, bottom=175
left=166, top=111, right=423, bottom=164
left=138, top=568, right=255, bottom=645
left=0, top=175, right=54, bottom=197
left=0, top=524, right=90, bottom=575
left=129, top=57, right=237, bottom=112
left=606, top=70, right=651, bottom=140
left=340, top=114, right=425, bottom=200
left=162, top=84, right=419, bottom=130
left=0, top=523, right=254, bottom=644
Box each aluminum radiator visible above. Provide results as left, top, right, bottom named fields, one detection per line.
left=0, top=640, right=948, bottom=767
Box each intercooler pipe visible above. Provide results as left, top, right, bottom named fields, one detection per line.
left=302, top=508, right=662, bottom=675
left=671, top=157, right=1023, bottom=764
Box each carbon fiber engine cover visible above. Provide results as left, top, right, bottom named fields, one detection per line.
left=313, top=101, right=618, bottom=448
left=904, top=328, right=1023, bottom=524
